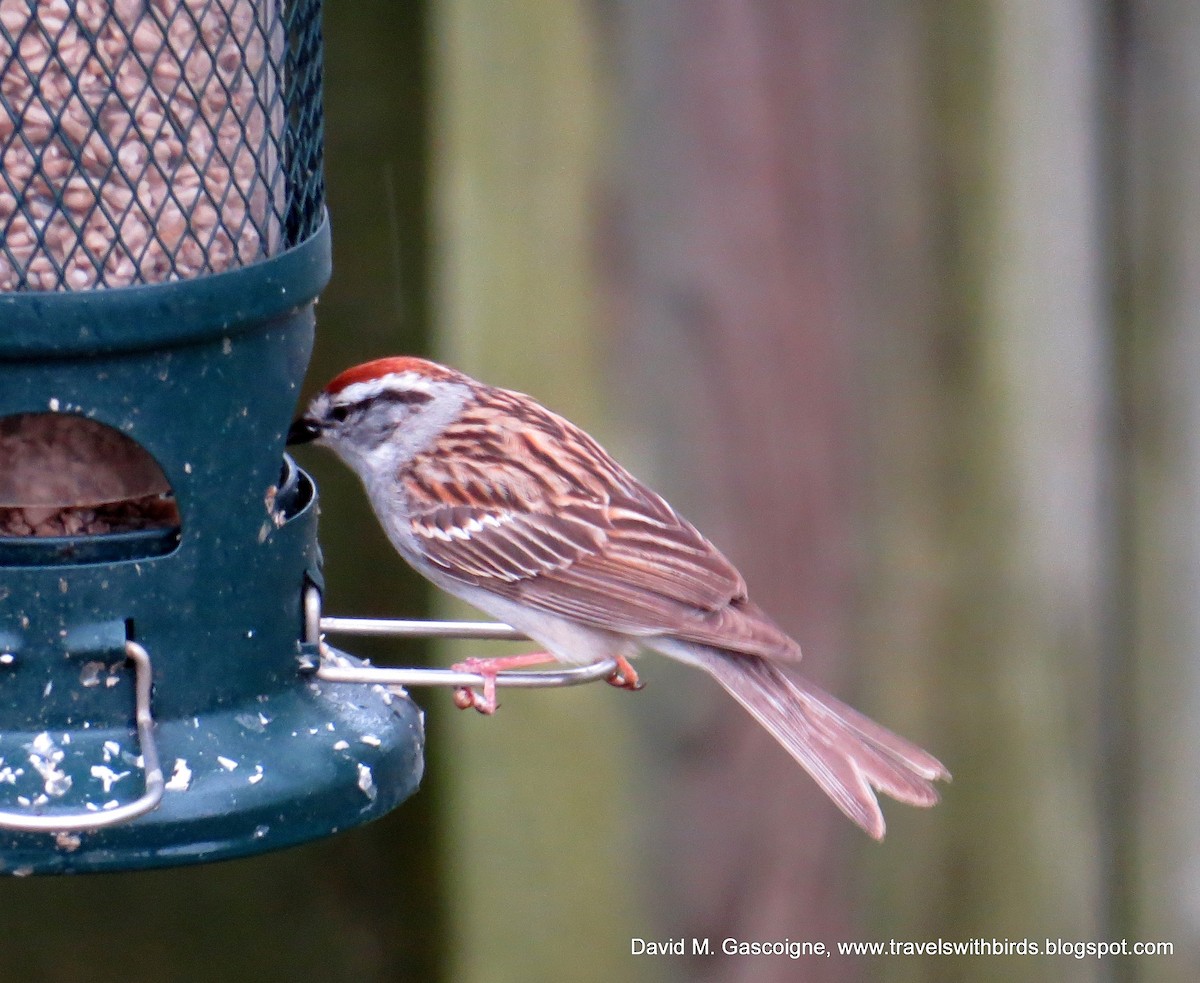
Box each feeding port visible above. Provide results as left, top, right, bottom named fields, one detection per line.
left=0, top=412, right=179, bottom=539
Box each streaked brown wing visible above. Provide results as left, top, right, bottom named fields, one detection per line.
left=409, top=502, right=606, bottom=583
left=406, top=411, right=800, bottom=661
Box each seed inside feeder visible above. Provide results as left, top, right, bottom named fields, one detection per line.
left=0, top=413, right=179, bottom=537
left=0, top=0, right=282, bottom=291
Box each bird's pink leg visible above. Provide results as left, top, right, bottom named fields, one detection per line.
left=451, top=653, right=553, bottom=714
left=452, top=653, right=645, bottom=713
left=607, top=655, right=644, bottom=692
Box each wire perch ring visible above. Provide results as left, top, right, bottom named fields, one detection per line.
left=303, top=585, right=619, bottom=691
left=0, top=640, right=164, bottom=833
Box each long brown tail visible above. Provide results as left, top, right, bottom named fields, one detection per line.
left=689, top=649, right=950, bottom=839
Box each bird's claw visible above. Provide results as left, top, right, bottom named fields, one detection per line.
left=450, top=652, right=553, bottom=714
left=453, top=684, right=498, bottom=714
left=606, top=655, right=644, bottom=692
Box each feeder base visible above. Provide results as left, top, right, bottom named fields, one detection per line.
left=0, top=658, right=423, bottom=875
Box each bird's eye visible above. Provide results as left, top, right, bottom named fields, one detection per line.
left=329, top=405, right=351, bottom=423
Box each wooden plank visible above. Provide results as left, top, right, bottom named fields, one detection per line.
left=858, top=4, right=1109, bottom=980
left=429, top=4, right=651, bottom=982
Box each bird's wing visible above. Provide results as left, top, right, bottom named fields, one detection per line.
left=403, top=406, right=801, bottom=661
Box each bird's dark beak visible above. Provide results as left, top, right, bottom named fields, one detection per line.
left=287, top=416, right=321, bottom=446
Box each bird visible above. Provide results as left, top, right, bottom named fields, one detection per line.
left=288, top=356, right=949, bottom=838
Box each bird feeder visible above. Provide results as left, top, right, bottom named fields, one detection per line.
left=1, top=0, right=633, bottom=876
left=0, top=0, right=423, bottom=873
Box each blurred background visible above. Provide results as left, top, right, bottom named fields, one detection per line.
left=1, top=1, right=1197, bottom=981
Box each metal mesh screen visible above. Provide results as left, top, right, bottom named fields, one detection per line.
left=0, top=0, right=324, bottom=291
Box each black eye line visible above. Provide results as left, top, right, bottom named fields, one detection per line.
left=329, top=388, right=431, bottom=424
left=377, top=389, right=433, bottom=407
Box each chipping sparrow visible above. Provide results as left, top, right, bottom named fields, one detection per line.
left=288, top=357, right=949, bottom=838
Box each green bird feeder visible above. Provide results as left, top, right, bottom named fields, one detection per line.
left=0, top=0, right=423, bottom=873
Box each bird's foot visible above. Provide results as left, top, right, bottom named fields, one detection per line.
left=451, top=652, right=553, bottom=714
left=606, top=655, right=644, bottom=692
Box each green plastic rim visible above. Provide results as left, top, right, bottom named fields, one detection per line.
left=0, top=214, right=332, bottom=357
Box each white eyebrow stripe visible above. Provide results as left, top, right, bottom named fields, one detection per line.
left=334, top=373, right=437, bottom=407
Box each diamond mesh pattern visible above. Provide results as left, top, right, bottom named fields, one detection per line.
left=0, top=0, right=323, bottom=291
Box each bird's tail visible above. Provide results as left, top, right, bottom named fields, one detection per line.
left=687, top=649, right=949, bottom=839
